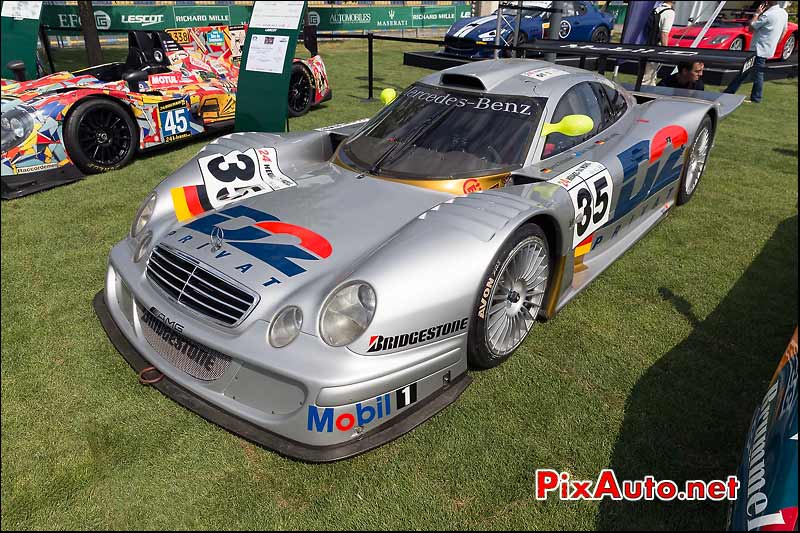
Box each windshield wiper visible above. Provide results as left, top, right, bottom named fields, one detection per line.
left=369, top=105, right=455, bottom=175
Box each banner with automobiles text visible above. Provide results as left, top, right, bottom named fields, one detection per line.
left=40, top=3, right=472, bottom=33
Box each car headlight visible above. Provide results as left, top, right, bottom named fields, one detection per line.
left=320, top=282, right=376, bottom=347
left=0, top=105, right=35, bottom=153
left=269, top=306, right=303, bottom=348
left=133, top=230, right=152, bottom=263
left=131, top=192, right=157, bottom=238
left=708, top=34, right=731, bottom=44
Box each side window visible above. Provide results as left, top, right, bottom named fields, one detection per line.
left=602, top=83, right=628, bottom=121
left=576, top=2, right=588, bottom=16
left=563, top=3, right=579, bottom=17
left=590, top=82, right=615, bottom=130
left=541, top=82, right=602, bottom=159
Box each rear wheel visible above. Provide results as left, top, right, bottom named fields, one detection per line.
left=781, top=34, right=796, bottom=61
left=591, top=26, right=610, bottom=43
left=729, top=36, right=745, bottom=51
left=467, top=223, right=551, bottom=369
left=64, top=98, right=137, bottom=174
left=677, top=115, right=714, bottom=205
left=287, top=63, right=314, bottom=117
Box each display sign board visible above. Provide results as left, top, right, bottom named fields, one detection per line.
left=40, top=3, right=471, bottom=32
left=234, top=1, right=306, bottom=133
left=1, top=1, right=43, bottom=80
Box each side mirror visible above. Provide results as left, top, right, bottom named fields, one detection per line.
left=380, top=88, right=397, bottom=106
left=541, top=114, right=594, bottom=137
left=123, top=70, right=149, bottom=92
left=7, top=60, right=26, bottom=82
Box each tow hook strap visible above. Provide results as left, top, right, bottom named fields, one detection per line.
left=138, top=366, right=164, bottom=385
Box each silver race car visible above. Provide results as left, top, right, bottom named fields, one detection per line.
left=95, top=58, right=742, bottom=461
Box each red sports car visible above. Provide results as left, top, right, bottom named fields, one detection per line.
left=669, top=16, right=797, bottom=61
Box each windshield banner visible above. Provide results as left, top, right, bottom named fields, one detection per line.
left=404, top=85, right=538, bottom=118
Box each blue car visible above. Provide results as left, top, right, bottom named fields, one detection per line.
left=443, top=1, right=614, bottom=59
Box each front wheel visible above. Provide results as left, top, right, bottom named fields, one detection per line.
left=287, top=63, right=314, bottom=117
left=781, top=34, right=796, bottom=61
left=729, top=36, right=745, bottom=51
left=503, top=32, right=527, bottom=58
left=677, top=115, right=714, bottom=205
left=467, top=223, right=551, bottom=369
left=63, top=98, right=137, bottom=174
left=591, top=26, right=611, bottom=43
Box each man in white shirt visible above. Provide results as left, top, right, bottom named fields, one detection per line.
left=642, top=1, right=676, bottom=86
left=724, top=1, right=789, bottom=103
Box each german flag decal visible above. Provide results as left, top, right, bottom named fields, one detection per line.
left=171, top=185, right=213, bottom=222
left=575, top=234, right=593, bottom=258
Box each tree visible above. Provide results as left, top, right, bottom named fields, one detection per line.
left=78, top=1, right=104, bottom=66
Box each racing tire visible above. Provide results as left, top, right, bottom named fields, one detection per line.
left=467, top=223, right=551, bottom=369
left=729, top=36, right=745, bottom=51
left=64, top=98, right=137, bottom=174
left=781, top=33, right=796, bottom=61
left=677, top=115, right=714, bottom=206
left=503, top=32, right=527, bottom=58
left=287, top=63, right=314, bottom=118
left=590, top=26, right=611, bottom=43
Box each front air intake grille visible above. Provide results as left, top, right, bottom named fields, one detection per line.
left=444, top=36, right=478, bottom=52
left=146, top=244, right=258, bottom=327
left=140, top=308, right=231, bottom=381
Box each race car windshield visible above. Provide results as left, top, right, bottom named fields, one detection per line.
left=339, top=83, right=546, bottom=180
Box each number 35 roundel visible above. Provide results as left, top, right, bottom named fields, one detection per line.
left=548, top=161, right=615, bottom=249
left=197, top=147, right=296, bottom=210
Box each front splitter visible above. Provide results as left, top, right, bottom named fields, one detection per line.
left=93, top=290, right=472, bottom=463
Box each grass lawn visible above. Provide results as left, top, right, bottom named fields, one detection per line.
left=2, top=40, right=798, bottom=530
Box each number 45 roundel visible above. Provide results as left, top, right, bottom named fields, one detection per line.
left=549, top=161, right=615, bottom=249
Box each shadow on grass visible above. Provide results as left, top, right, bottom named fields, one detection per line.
left=597, top=214, right=798, bottom=530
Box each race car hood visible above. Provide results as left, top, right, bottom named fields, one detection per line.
left=446, top=13, right=538, bottom=40
left=447, top=0, right=550, bottom=39
left=152, top=133, right=454, bottom=325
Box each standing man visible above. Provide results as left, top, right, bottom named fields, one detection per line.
left=642, top=1, right=675, bottom=86
left=724, top=1, right=789, bottom=103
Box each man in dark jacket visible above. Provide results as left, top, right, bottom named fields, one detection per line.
left=658, top=61, right=706, bottom=91
left=642, top=1, right=676, bottom=85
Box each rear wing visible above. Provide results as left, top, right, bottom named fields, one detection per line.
left=622, top=84, right=746, bottom=119
left=523, top=39, right=756, bottom=91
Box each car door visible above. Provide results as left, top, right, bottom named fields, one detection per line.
left=538, top=82, right=611, bottom=264
left=519, top=1, right=551, bottom=39
left=560, top=1, right=592, bottom=41
left=537, top=81, right=633, bottom=271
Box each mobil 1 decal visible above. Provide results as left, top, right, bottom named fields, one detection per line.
left=395, top=382, right=417, bottom=409
left=197, top=147, right=297, bottom=209
left=549, top=161, right=614, bottom=248
left=307, top=382, right=419, bottom=433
